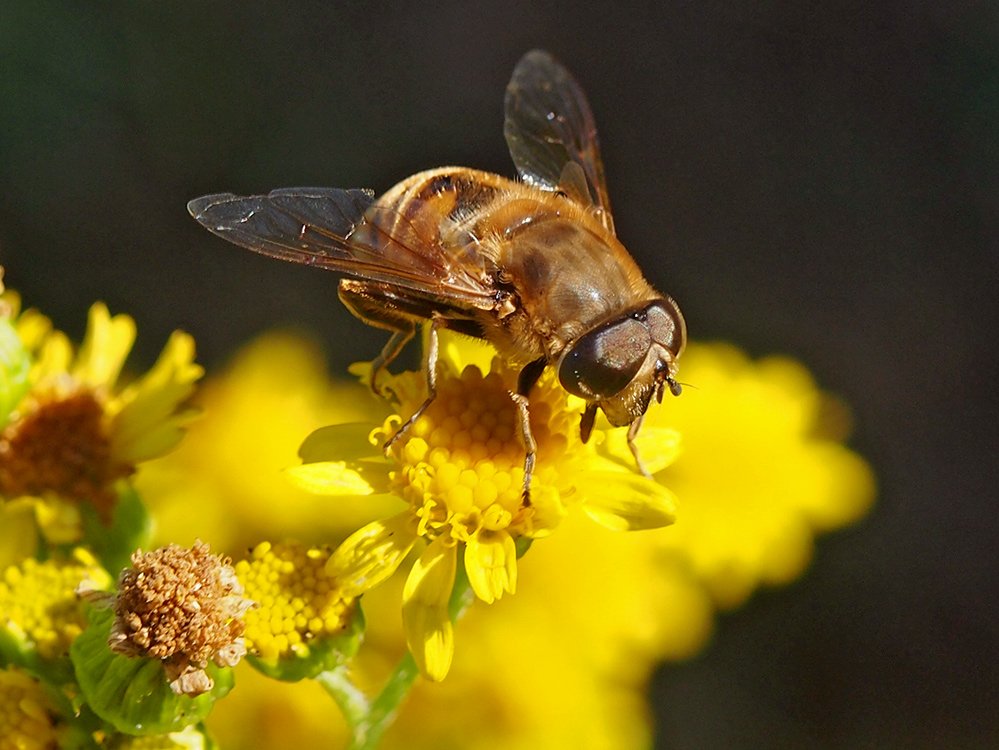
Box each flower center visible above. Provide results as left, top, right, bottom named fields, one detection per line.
left=0, top=389, right=125, bottom=518
left=234, top=541, right=354, bottom=663
left=381, top=361, right=582, bottom=543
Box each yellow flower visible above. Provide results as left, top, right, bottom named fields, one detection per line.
left=649, top=342, right=876, bottom=608
left=0, top=666, right=60, bottom=750
left=233, top=541, right=356, bottom=668
left=0, top=298, right=202, bottom=536
left=0, top=547, right=111, bottom=660
left=292, top=332, right=678, bottom=681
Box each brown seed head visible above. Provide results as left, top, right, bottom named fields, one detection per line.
left=110, top=541, right=253, bottom=695
left=0, top=389, right=125, bottom=519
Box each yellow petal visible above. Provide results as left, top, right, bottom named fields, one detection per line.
left=31, top=497, right=84, bottom=544
left=440, top=332, right=494, bottom=374
left=33, top=330, right=72, bottom=380
left=581, top=471, right=677, bottom=531
left=285, top=462, right=376, bottom=496
left=464, top=530, right=517, bottom=603
left=402, top=537, right=456, bottom=681
left=110, top=331, right=203, bottom=463
left=12, top=307, right=52, bottom=352
left=285, top=457, right=392, bottom=496
left=326, top=512, right=418, bottom=597
left=602, top=425, right=682, bottom=475
left=73, top=303, right=136, bottom=387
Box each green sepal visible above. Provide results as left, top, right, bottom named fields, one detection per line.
left=80, top=484, right=153, bottom=575
left=514, top=536, right=533, bottom=558
left=0, top=317, right=30, bottom=429
left=70, top=608, right=234, bottom=736
left=247, top=601, right=365, bottom=682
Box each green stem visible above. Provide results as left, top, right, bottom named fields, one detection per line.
left=345, top=552, right=475, bottom=750
left=316, top=666, right=370, bottom=731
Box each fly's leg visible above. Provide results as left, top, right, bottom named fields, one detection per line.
left=627, top=413, right=652, bottom=478
left=338, top=280, right=417, bottom=396
left=510, top=358, right=546, bottom=504
left=369, top=329, right=413, bottom=396
left=383, top=316, right=442, bottom=455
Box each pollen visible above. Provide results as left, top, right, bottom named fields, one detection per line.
left=233, top=541, right=354, bottom=663
left=0, top=549, right=110, bottom=659
left=0, top=667, right=59, bottom=750
left=381, top=361, right=580, bottom=544
left=0, top=389, right=125, bottom=520
left=110, top=541, right=252, bottom=696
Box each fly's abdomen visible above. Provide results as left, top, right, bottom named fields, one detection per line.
left=350, top=169, right=509, bottom=274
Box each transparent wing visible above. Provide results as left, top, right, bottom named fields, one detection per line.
left=504, top=50, right=614, bottom=232
left=188, top=188, right=496, bottom=307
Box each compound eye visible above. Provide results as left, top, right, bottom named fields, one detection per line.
left=645, top=298, right=685, bottom=357
left=558, top=317, right=651, bottom=399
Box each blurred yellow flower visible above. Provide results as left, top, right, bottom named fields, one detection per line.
left=0, top=296, right=202, bottom=538
left=0, top=666, right=60, bottom=750
left=294, top=334, right=678, bottom=680
left=649, top=343, right=876, bottom=608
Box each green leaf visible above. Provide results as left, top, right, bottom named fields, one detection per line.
left=247, top=602, right=365, bottom=682
left=0, top=317, right=30, bottom=429
left=70, top=608, right=234, bottom=736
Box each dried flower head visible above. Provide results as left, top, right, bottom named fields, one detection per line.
left=110, top=541, right=253, bottom=696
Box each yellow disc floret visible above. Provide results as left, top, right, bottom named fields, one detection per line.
left=234, top=541, right=354, bottom=664
left=377, top=360, right=581, bottom=546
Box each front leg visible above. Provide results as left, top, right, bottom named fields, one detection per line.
left=627, top=413, right=652, bottom=479
left=383, top=316, right=442, bottom=455
left=510, top=358, right=546, bottom=504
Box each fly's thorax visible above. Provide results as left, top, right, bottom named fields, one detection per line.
left=494, top=212, right=656, bottom=356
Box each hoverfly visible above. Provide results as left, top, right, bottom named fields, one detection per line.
left=188, top=50, right=686, bottom=499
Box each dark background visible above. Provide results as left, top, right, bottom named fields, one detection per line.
left=2, top=2, right=996, bottom=747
